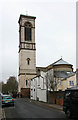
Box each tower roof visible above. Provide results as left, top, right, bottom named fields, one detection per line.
left=18, top=14, right=36, bottom=23
left=46, top=58, right=73, bottom=70
left=53, top=58, right=72, bottom=66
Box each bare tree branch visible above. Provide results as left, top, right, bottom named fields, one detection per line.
left=45, top=69, right=57, bottom=91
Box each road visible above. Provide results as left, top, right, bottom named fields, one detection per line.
left=4, top=98, right=66, bottom=119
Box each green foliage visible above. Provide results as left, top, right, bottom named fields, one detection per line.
left=0, top=81, right=4, bottom=92
left=2, top=83, right=8, bottom=94
left=2, top=76, right=18, bottom=94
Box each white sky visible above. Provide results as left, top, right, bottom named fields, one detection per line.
left=0, top=0, right=77, bottom=83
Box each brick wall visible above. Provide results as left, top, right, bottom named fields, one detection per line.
left=48, top=91, right=64, bottom=106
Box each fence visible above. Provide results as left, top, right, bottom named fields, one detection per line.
left=48, top=91, right=64, bottom=106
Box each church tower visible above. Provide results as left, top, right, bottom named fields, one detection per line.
left=18, top=14, right=36, bottom=93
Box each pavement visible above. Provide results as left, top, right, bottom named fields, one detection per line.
left=0, top=107, right=6, bottom=120
left=0, top=107, right=2, bottom=120
left=25, top=98, right=63, bottom=111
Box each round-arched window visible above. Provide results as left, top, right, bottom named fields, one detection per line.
left=27, top=58, right=30, bottom=65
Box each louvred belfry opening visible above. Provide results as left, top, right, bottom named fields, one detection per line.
left=25, top=22, right=32, bottom=41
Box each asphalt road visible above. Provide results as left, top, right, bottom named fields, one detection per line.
left=4, top=98, right=66, bottom=119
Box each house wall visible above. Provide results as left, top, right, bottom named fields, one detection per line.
left=57, top=74, right=76, bottom=91
left=67, top=74, right=76, bottom=88
left=61, top=80, right=67, bottom=91
left=53, top=65, right=73, bottom=72
left=37, top=89, right=47, bottom=102
left=57, top=77, right=64, bottom=91
left=30, top=78, right=37, bottom=100
left=30, top=73, right=47, bottom=102
left=76, top=69, right=78, bottom=84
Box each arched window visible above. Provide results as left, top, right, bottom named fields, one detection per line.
left=27, top=58, right=30, bottom=65
left=26, top=80, right=27, bottom=86
left=25, top=22, right=32, bottom=41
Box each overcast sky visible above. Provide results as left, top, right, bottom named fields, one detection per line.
left=0, top=0, right=77, bottom=83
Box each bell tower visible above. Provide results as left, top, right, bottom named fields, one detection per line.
left=18, top=14, right=36, bottom=93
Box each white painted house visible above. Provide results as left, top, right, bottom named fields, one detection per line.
left=30, top=69, right=54, bottom=102
left=30, top=71, right=47, bottom=102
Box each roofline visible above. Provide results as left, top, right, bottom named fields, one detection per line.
left=36, top=66, right=47, bottom=72
left=31, top=75, right=44, bottom=80
left=18, top=14, right=36, bottom=23
left=53, top=58, right=73, bottom=66
left=53, top=64, right=73, bottom=66
left=61, top=73, right=75, bottom=81
left=46, top=58, right=73, bottom=71
left=36, top=67, right=46, bottom=69
left=36, top=59, right=63, bottom=70
left=65, top=86, right=78, bottom=90
left=46, top=58, right=62, bottom=68
left=36, top=58, right=73, bottom=72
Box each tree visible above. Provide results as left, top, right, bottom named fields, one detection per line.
left=45, top=69, right=57, bottom=91
left=2, top=76, right=18, bottom=96
left=45, top=69, right=57, bottom=103
left=0, top=81, right=4, bottom=93
left=2, top=83, right=8, bottom=94
left=6, top=76, right=18, bottom=94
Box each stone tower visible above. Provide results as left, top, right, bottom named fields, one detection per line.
left=18, top=14, right=36, bottom=93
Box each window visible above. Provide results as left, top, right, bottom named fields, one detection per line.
left=58, top=79, right=61, bottom=85
left=38, top=77, right=40, bottom=88
left=25, top=22, right=32, bottom=41
left=69, top=81, right=74, bottom=86
left=26, top=80, right=27, bottom=86
left=71, top=81, right=74, bottom=86
left=27, top=58, right=30, bottom=65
